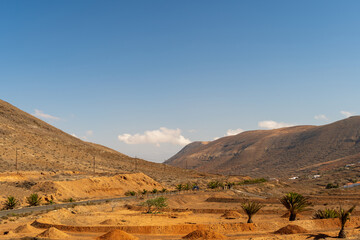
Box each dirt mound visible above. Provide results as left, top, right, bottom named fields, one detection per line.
left=14, top=223, right=38, bottom=233
left=274, top=224, right=308, bottom=235
left=182, top=230, right=227, bottom=239
left=96, top=229, right=138, bottom=240
left=36, top=227, right=70, bottom=239
left=32, top=173, right=163, bottom=199
left=221, top=210, right=241, bottom=219
left=100, top=219, right=120, bottom=225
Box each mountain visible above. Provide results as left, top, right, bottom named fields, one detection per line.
left=165, top=117, right=360, bottom=177
left=0, top=99, right=203, bottom=183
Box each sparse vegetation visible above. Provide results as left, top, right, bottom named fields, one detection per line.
left=141, top=197, right=168, bottom=213
left=151, top=189, right=158, bottom=194
left=26, top=193, right=42, bottom=206
left=3, top=196, right=19, bottom=210
left=313, top=208, right=339, bottom=219
left=176, top=183, right=197, bottom=191
left=44, top=196, right=55, bottom=205
left=125, top=191, right=136, bottom=196
left=160, top=188, right=167, bottom=193
left=325, top=183, right=339, bottom=189
left=338, top=205, right=356, bottom=238
left=280, top=192, right=311, bottom=221
left=241, top=202, right=263, bottom=223
left=176, top=184, right=183, bottom=191
left=238, top=178, right=267, bottom=185
left=224, top=182, right=235, bottom=189
left=64, top=198, right=75, bottom=203
left=207, top=181, right=223, bottom=189
left=141, top=189, right=148, bottom=195
left=182, top=183, right=190, bottom=190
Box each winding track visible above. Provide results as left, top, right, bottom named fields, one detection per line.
left=0, top=191, right=183, bottom=218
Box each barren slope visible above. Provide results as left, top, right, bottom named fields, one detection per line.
left=165, top=117, right=360, bottom=177
left=0, top=99, right=204, bottom=183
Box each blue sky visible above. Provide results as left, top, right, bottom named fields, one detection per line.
left=1, top=1, right=360, bottom=162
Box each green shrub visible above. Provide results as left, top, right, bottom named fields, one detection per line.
left=45, top=199, right=55, bottom=205
left=325, top=183, right=339, bottom=189
left=225, top=182, right=235, bottom=188
left=64, top=198, right=75, bottom=203
left=151, top=189, right=158, bottom=194
left=160, top=188, right=167, bottom=193
left=176, top=184, right=183, bottom=191
left=125, top=191, right=136, bottom=196
left=141, top=189, right=148, bottom=195
left=207, top=181, right=223, bottom=189
left=238, top=178, right=267, bottom=185
left=26, top=193, right=42, bottom=206
left=44, top=196, right=55, bottom=205
left=141, top=197, right=168, bottom=213
left=182, top=183, right=190, bottom=190
left=3, top=196, right=19, bottom=210
left=314, top=208, right=339, bottom=219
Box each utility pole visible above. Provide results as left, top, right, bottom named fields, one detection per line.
left=93, top=156, right=96, bottom=174
left=15, top=148, right=18, bottom=171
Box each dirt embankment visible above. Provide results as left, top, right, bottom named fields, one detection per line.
left=31, top=220, right=255, bottom=234
left=31, top=173, right=164, bottom=199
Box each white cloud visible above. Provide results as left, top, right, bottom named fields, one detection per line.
left=188, top=129, right=197, bottom=133
left=86, top=130, right=93, bottom=136
left=33, top=109, right=60, bottom=121
left=82, top=130, right=94, bottom=140
left=118, top=127, right=191, bottom=147
left=226, top=128, right=244, bottom=136
left=258, top=120, right=294, bottom=130
left=340, top=110, right=354, bottom=118
left=314, top=114, right=328, bottom=121
left=71, top=130, right=93, bottom=140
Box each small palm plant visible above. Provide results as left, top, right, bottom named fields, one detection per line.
left=3, top=196, right=19, bottom=210
left=176, top=184, right=183, bottom=191
left=313, top=208, right=338, bottom=219
left=241, top=202, right=263, bottom=223
left=280, top=192, right=311, bottom=221
left=337, top=205, right=356, bottom=238
left=26, top=193, right=42, bottom=206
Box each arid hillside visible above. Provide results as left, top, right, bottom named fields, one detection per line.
left=0, top=99, right=207, bottom=183
left=165, top=117, right=360, bottom=177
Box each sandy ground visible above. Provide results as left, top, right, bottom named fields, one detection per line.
left=1, top=191, right=360, bottom=240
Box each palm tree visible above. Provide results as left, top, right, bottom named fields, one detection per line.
left=280, top=192, right=311, bottom=221
left=241, top=202, right=263, bottom=223
left=3, top=196, right=19, bottom=210
left=26, top=193, right=42, bottom=206
left=337, top=205, right=356, bottom=238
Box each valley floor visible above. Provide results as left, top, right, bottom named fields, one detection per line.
left=1, top=191, right=360, bottom=240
